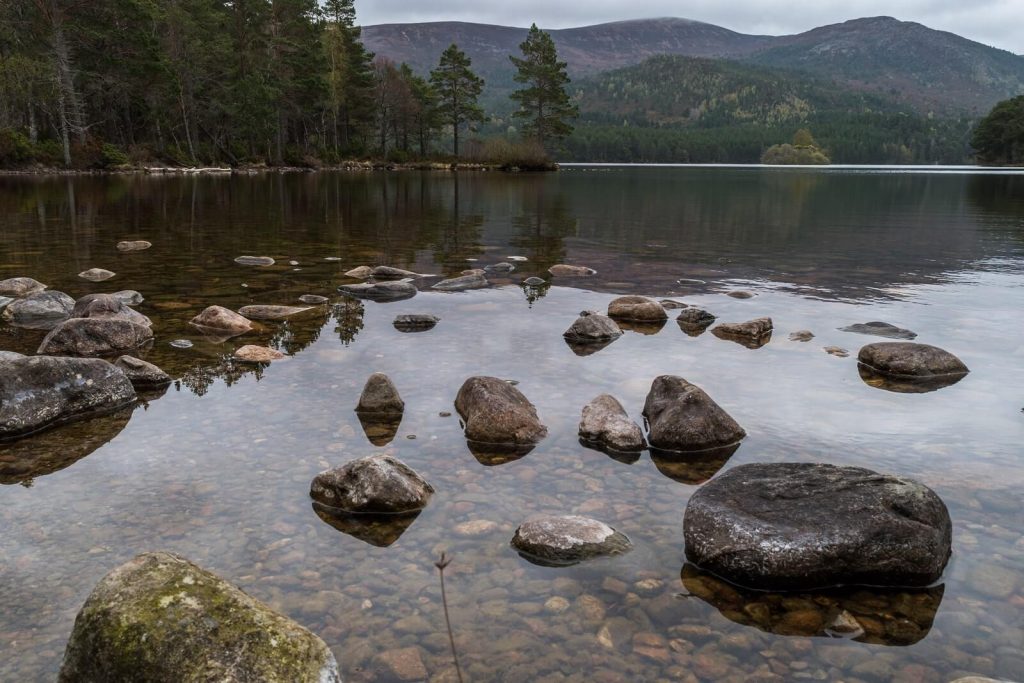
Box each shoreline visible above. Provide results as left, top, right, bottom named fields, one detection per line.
left=0, top=160, right=559, bottom=177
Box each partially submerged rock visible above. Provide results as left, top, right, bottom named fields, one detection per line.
left=659, top=299, right=687, bottom=310
left=1, top=290, right=75, bottom=329
left=237, top=304, right=312, bottom=320
left=607, top=295, right=668, bottom=324
left=344, top=265, right=373, bottom=279
left=356, top=373, right=404, bottom=415
left=579, top=394, right=645, bottom=453
left=549, top=264, right=596, bottom=277
left=393, top=314, right=439, bottom=332
left=642, top=375, right=745, bottom=453
left=234, top=255, right=275, bottom=266
left=57, top=551, right=341, bottom=683
left=711, top=317, right=773, bottom=348
left=431, top=273, right=488, bottom=291
left=676, top=308, right=716, bottom=336
left=825, top=346, right=850, bottom=358
left=310, top=454, right=433, bottom=513
left=78, top=268, right=116, bottom=282
left=840, top=321, right=917, bottom=340
left=233, top=345, right=285, bottom=363
left=485, top=262, right=515, bottom=273
left=0, top=276, right=47, bottom=296
left=511, top=515, right=631, bottom=566
left=189, top=306, right=252, bottom=336
left=338, top=280, right=417, bottom=302
left=563, top=312, right=622, bottom=346
left=116, top=240, right=152, bottom=252
left=726, top=290, right=754, bottom=299
left=0, top=355, right=136, bottom=439
left=114, top=356, right=171, bottom=388
left=683, top=463, right=953, bottom=590
left=112, top=290, right=144, bottom=306
left=858, top=342, right=968, bottom=380
left=522, top=277, right=546, bottom=286
left=72, top=293, right=152, bottom=327
left=455, top=376, right=548, bottom=448
left=38, top=318, right=153, bottom=357
left=789, top=330, right=815, bottom=342
left=298, top=294, right=328, bottom=305
left=371, top=265, right=423, bottom=280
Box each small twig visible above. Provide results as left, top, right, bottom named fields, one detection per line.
left=435, top=551, right=464, bottom=683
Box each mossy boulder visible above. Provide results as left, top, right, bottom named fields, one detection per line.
left=58, top=551, right=342, bottom=683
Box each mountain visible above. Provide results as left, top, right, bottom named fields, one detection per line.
left=362, top=16, right=1024, bottom=116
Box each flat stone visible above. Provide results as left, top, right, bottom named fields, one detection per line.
left=38, top=318, right=153, bottom=357
left=116, top=240, right=152, bottom=252
left=454, top=519, right=500, bottom=537
left=840, top=322, right=917, bottom=340
left=233, top=345, right=284, bottom=362
left=579, top=394, right=646, bottom=452
left=825, top=346, right=849, bottom=357
left=375, top=647, right=428, bottom=682
left=114, top=356, right=171, bottom=388
left=789, top=330, right=815, bottom=342
left=371, top=265, right=422, bottom=280
left=684, top=463, right=953, bottom=590
left=189, top=306, right=253, bottom=335
left=607, top=296, right=668, bottom=323
left=298, top=294, right=328, bottom=305
left=338, top=281, right=417, bottom=302
left=431, top=273, right=489, bottom=291
left=455, top=376, right=548, bottom=447
left=344, top=266, right=373, bottom=278
left=57, top=552, right=340, bottom=683
left=0, top=277, right=47, bottom=296
left=858, top=342, right=969, bottom=379
left=78, top=268, right=116, bottom=282
left=727, top=291, right=755, bottom=299
left=511, top=515, right=631, bottom=566
left=356, top=373, right=404, bottom=414
left=642, top=375, right=745, bottom=453
left=549, top=264, right=596, bottom=276
left=237, top=305, right=311, bottom=320
left=234, top=255, right=275, bottom=266
left=310, top=454, right=433, bottom=513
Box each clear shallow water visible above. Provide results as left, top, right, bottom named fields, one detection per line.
left=1, top=168, right=1022, bottom=682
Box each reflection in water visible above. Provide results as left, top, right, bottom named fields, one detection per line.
left=312, top=503, right=422, bottom=547
left=711, top=327, right=773, bottom=349
left=680, top=564, right=944, bottom=646
left=649, top=444, right=740, bottom=485
left=858, top=364, right=970, bottom=394
left=356, top=413, right=402, bottom=447
left=616, top=319, right=667, bottom=336
left=465, top=441, right=535, bottom=467
left=333, top=300, right=365, bottom=346
left=0, top=407, right=135, bottom=485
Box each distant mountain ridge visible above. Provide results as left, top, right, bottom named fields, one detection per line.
left=362, top=16, right=1024, bottom=115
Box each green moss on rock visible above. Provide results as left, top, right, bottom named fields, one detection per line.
left=58, top=551, right=341, bottom=682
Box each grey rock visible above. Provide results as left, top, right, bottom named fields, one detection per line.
left=57, top=551, right=340, bottom=683
left=676, top=308, right=716, bottom=328
left=485, top=262, right=515, bottom=273
left=0, top=350, right=24, bottom=360
left=72, top=294, right=152, bottom=327
left=310, top=454, right=433, bottom=513
left=189, top=306, right=253, bottom=335
left=511, top=515, right=631, bottom=566
left=607, top=295, right=668, bottom=323
left=642, top=375, right=745, bottom=453
left=338, top=281, right=417, bottom=302
left=78, top=268, right=116, bottom=282
left=0, top=277, right=47, bottom=296
left=789, top=330, right=815, bottom=342
left=1, top=290, right=75, bottom=329
left=563, top=313, right=622, bottom=343
left=522, top=277, right=546, bottom=286
left=356, top=373, right=404, bottom=414
left=858, top=342, right=969, bottom=379
left=170, top=340, right=193, bottom=349
left=455, top=376, right=548, bottom=447
left=659, top=299, right=687, bottom=310
left=431, top=273, right=489, bottom=291
left=579, top=394, right=646, bottom=452
left=371, top=265, right=422, bottom=280
left=234, top=255, right=275, bottom=266
left=393, top=314, right=439, bottom=332
left=727, top=290, right=755, bottom=299
left=298, top=294, right=328, bottom=305
left=111, top=290, right=144, bottom=306
left=684, top=463, right=953, bottom=590
left=114, top=356, right=171, bottom=388
left=237, top=305, right=312, bottom=320
left=840, top=321, right=918, bottom=340
left=0, top=296, right=12, bottom=312
left=0, top=355, right=136, bottom=438
left=549, top=264, right=596, bottom=277
left=38, top=318, right=154, bottom=357
left=344, top=266, right=373, bottom=278
left=116, top=240, right=152, bottom=252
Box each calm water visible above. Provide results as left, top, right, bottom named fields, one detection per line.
left=1, top=167, right=1023, bottom=682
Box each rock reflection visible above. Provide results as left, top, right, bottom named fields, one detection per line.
left=0, top=406, right=135, bottom=485
left=465, top=441, right=535, bottom=466
left=680, top=563, right=944, bottom=646
left=312, top=502, right=421, bottom=547
left=564, top=338, right=617, bottom=357
left=857, top=364, right=968, bottom=394
left=711, top=327, right=772, bottom=349
left=649, top=444, right=739, bottom=485
left=616, top=319, right=666, bottom=336
left=356, top=413, right=403, bottom=446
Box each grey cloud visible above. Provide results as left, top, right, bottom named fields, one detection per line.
left=357, top=0, right=1022, bottom=54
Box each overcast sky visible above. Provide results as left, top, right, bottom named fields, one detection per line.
left=358, top=0, right=1022, bottom=54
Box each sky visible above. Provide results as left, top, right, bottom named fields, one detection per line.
left=357, top=0, right=1023, bottom=54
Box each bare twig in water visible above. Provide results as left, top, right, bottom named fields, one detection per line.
left=435, top=551, right=464, bottom=683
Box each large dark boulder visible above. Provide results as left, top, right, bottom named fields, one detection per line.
left=0, top=355, right=136, bottom=439
left=858, top=342, right=968, bottom=379
left=578, top=394, right=645, bottom=453
left=511, top=515, right=631, bottom=567
left=338, top=281, right=417, bottom=302
left=642, top=376, right=745, bottom=453
left=1, top=290, right=75, bottom=329
left=72, top=293, right=152, bottom=327
left=455, top=376, right=548, bottom=447
left=310, top=454, right=433, bottom=513
left=683, top=463, right=953, bottom=590
left=37, top=318, right=153, bottom=357
left=57, top=552, right=341, bottom=683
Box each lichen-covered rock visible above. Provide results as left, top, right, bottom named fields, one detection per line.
left=607, top=296, right=668, bottom=323
left=711, top=317, right=773, bottom=348
left=310, top=454, right=433, bottom=513
left=356, top=373, right=404, bottom=414
left=683, top=463, right=953, bottom=590
left=0, top=355, right=136, bottom=439
left=234, top=255, right=275, bottom=266
left=431, top=273, right=488, bottom=291
left=116, top=240, right=152, bottom=252
left=511, top=515, right=631, bottom=566
left=237, top=305, right=311, bottom=320
left=72, top=294, right=153, bottom=327
left=455, top=376, right=548, bottom=447
left=233, top=345, right=285, bottom=363
left=642, top=375, right=745, bottom=452
left=190, top=306, right=253, bottom=335
left=563, top=313, right=622, bottom=344
left=371, top=265, right=422, bottom=280
left=840, top=321, right=917, bottom=340
left=114, top=356, right=171, bottom=388
left=858, top=342, right=968, bottom=379
left=78, top=268, right=117, bottom=282
left=1, top=290, right=75, bottom=329
left=0, top=276, right=47, bottom=296
left=338, top=281, right=417, bottom=302
left=38, top=318, right=153, bottom=357
left=579, top=394, right=645, bottom=452
left=57, top=551, right=341, bottom=683
left=549, top=264, right=596, bottom=277
left=393, top=314, right=439, bottom=332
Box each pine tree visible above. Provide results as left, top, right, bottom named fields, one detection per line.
left=429, top=44, right=484, bottom=157
left=509, top=24, right=577, bottom=152
left=322, top=0, right=374, bottom=155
